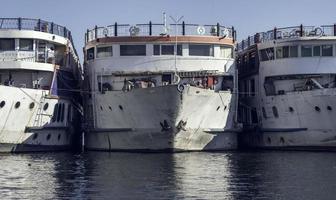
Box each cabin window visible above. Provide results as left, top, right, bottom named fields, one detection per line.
left=52, top=104, right=58, bottom=122
left=276, top=46, right=290, bottom=59
left=289, top=46, right=298, bottom=57
left=322, top=45, right=333, bottom=56
left=220, top=46, right=233, bottom=58
left=153, top=45, right=160, bottom=55
left=19, top=39, right=33, bottom=51
left=262, top=107, right=267, bottom=119
left=276, top=47, right=283, bottom=59
left=161, top=45, right=174, bottom=55
left=120, top=45, right=146, bottom=56
left=189, top=44, right=214, bottom=56
left=272, top=106, right=279, bottom=118
left=301, top=45, right=312, bottom=57
left=153, top=44, right=182, bottom=56
left=251, top=109, right=258, bottom=123
left=250, top=79, right=255, bottom=96
left=86, top=47, right=95, bottom=60
left=0, top=39, right=15, bottom=51
left=313, top=46, right=321, bottom=56
left=260, top=48, right=274, bottom=61
left=96, top=46, right=112, bottom=58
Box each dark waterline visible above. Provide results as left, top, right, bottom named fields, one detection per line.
left=0, top=151, right=335, bottom=200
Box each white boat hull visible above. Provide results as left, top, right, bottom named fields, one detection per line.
left=0, top=85, right=77, bottom=152
left=85, top=85, right=238, bottom=151
left=241, top=89, right=336, bottom=150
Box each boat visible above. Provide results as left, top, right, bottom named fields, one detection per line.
left=0, top=18, right=82, bottom=152
left=237, top=24, right=336, bottom=150
left=83, top=17, right=240, bottom=151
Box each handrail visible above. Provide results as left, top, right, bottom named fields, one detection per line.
left=237, top=24, right=336, bottom=52
left=0, top=18, right=79, bottom=59
left=85, top=21, right=236, bottom=44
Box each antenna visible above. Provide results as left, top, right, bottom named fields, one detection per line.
left=169, top=15, right=184, bottom=81
left=163, top=12, right=168, bottom=34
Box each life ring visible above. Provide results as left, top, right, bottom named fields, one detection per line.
left=314, top=27, right=323, bottom=36
left=103, top=28, right=108, bottom=36
left=197, top=26, right=206, bottom=35
left=129, top=26, right=139, bottom=36
left=177, top=84, right=184, bottom=92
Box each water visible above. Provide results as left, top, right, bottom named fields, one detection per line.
left=0, top=151, right=335, bottom=200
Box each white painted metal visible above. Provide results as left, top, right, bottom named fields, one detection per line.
left=0, top=22, right=81, bottom=152
left=239, top=35, right=336, bottom=150
left=84, top=28, right=239, bottom=151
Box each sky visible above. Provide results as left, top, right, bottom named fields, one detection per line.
left=1, top=0, right=336, bottom=60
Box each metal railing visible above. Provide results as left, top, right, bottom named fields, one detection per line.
left=237, top=24, right=336, bottom=51
left=85, top=22, right=236, bottom=44
left=0, top=18, right=79, bottom=58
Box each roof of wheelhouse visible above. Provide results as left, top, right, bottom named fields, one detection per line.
left=85, top=21, right=236, bottom=46
left=237, top=24, right=336, bottom=52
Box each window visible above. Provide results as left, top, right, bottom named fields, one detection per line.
left=313, top=46, right=321, bottom=56
left=161, top=45, right=174, bottom=55
left=220, top=46, right=233, bottom=58
left=260, top=48, right=274, bottom=61
left=19, top=39, right=33, bottom=51
left=0, top=39, right=15, bottom=51
left=272, top=106, right=279, bottom=118
left=276, top=47, right=283, bottom=59
left=301, top=45, right=312, bottom=57
left=87, top=47, right=95, bottom=60
left=322, top=45, right=333, bottom=56
left=97, top=46, right=112, bottom=58
left=250, top=79, right=255, bottom=96
left=153, top=44, right=182, bottom=56
left=189, top=44, right=214, bottom=56
left=262, top=107, right=267, bottom=119
left=153, top=45, right=160, bottom=55
left=289, top=46, right=298, bottom=57
left=283, top=46, right=289, bottom=58
left=120, top=45, right=146, bottom=56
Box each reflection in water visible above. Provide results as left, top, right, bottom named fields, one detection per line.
left=0, top=151, right=336, bottom=199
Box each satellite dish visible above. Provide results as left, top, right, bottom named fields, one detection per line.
left=197, top=26, right=206, bottom=35
left=129, top=26, right=140, bottom=36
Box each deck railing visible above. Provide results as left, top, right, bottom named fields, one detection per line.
left=0, top=18, right=79, bottom=58
left=237, top=24, right=336, bottom=51
left=85, top=22, right=236, bottom=44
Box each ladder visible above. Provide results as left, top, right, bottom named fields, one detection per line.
left=33, top=91, right=46, bottom=127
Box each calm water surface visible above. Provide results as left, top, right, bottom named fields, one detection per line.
left=0, top=151, right=335, bottom=200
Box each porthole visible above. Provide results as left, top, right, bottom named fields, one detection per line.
left=15, top=101, right=20, bottom=109
left=100, top=106, right=103, bottom=111
left=267, top=137, right=271, bottom=144
left=29, top=102, right=35, bottom=109
left=262, top=107, right=267, bottom=119
left=0, top=101, right=5, bottom=108
left=216, top=106, right=220, bottom=111
left=57, top=134, right=61, bottom=141
left=272, top=106, right=279, bottom=118
left=289, top=107, right=294, bottom=112
left=119, top=105, right=123, bottom=111
left=224, top=105, right=227, bottom=110
left=33, top=133, right=38, bottom=140
left=315, top=106, right=321, bottom=112
left=327, top=106, right=332, bottom=111
left=46, top=134, right=51, bottom=141
left=280, top=137, right=285, bottom=144
left=43, top=103, right=49, bottom=111
left=108, top=106, right=112, bottom=111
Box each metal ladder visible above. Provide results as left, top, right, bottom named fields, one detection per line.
left=33, top=91, right=46, bottom=127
